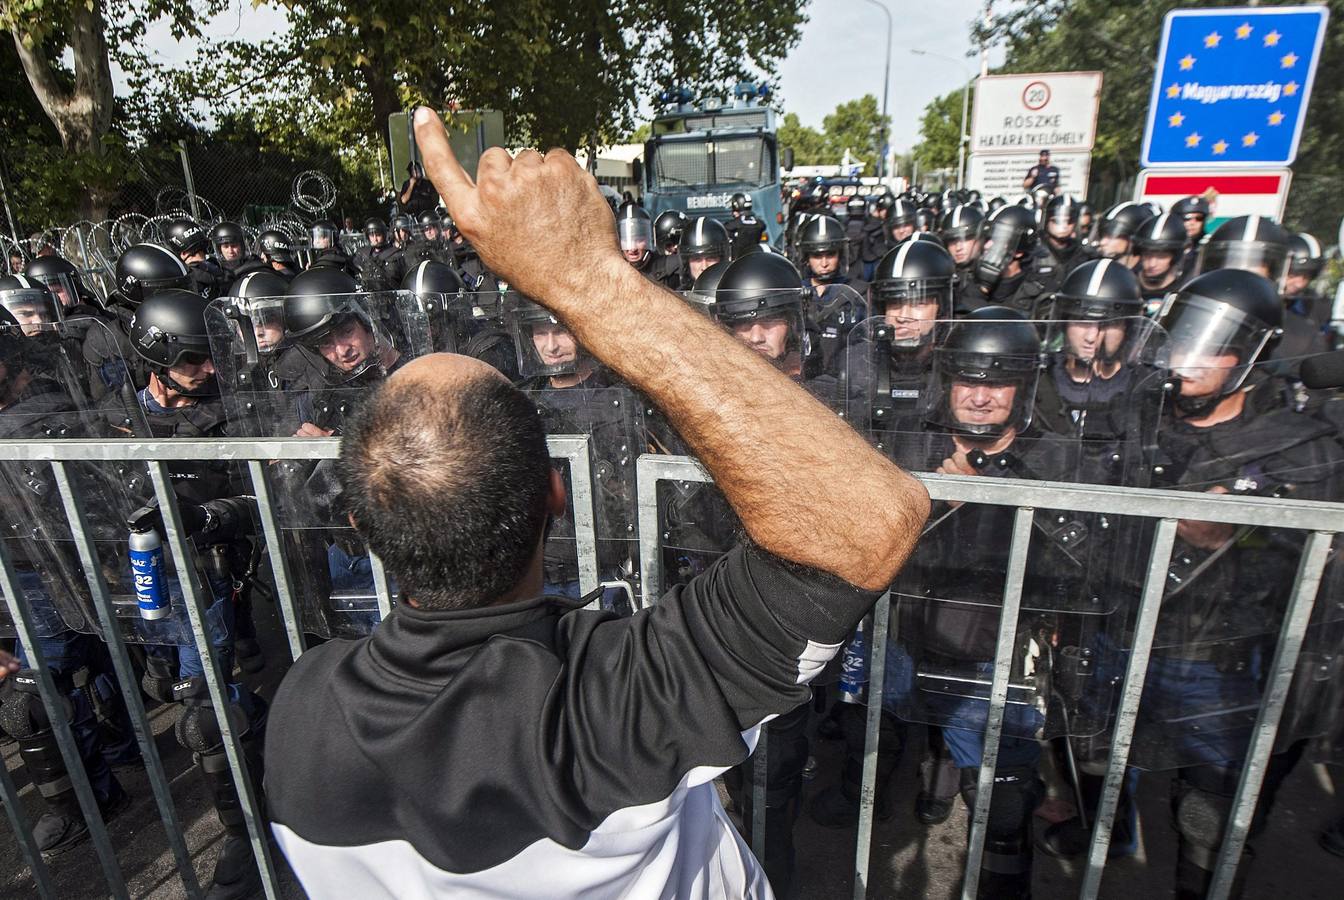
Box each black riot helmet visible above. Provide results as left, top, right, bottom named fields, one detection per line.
left=226, top=270, right=289, bottom=300
left=165, top=219, right=210, bottom=257
left=1132, top=211, right=1187, bottom=254
left=112, top=243, right=191, bottom=308
left=870, top=240, right=956, bottom=349
left=873, top=194, right=895, bottom=214
left=402, top=259, right=465, bottom=298
left=1097, top=202, right=1154, bottom=243
left=209, top=221, right=247, bottom=250
left=927, top=306, right=1043, bottom=438
left=391, top=214, right=414, bottom=237
left=730, top=193, right=750, bottom=213
left=846, top=196, right=867, bottom=218
left=690, top=259, right=729, bottom=310
left=1044, top=193, right=1080, bottom=227
left=1199, top=215, right=1292, bottom=286
left=914, top=207, right=938, bottom=232
left=713, top=252, right=806, bottom=320
left=24, top=254, right=92, bottom=309
left=616, top=202, right=654, bottom=262
left=938, top=204, right=985, bottom=245
left=256, top=229, right=295, bottom=264
left=1158, top=269, right=1283, bottom=412
left=889, top=198, right=918, bottom=227
left=1171, top=195, right=1211, bottom=222
left=128, top=289, right=217, bottom=397
left=680, top=216, right=730, bottom=262
left=364, top=218, right=388, bottom=238
left=797, top=215, right=847, bottom=256
left=975, top=204, right=1038, bottom=286
left=308, top=220, right=339, bottom=251
left=509, top=295, right=586, bottom=378
left=1287, top=232, right=1325, bottom=279
left=1052, top=258, right=1144, bottom=321
left=283, top=268, right=386, bottom=385
left=0, top=274, right=62, bottom=333
left=987, top=196, right=1007, bottom=213
left=417, top=210, right=441, bottom=236
left=654, top=210, right=688, bottom=254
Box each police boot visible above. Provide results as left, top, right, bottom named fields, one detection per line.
left=915, top=732, right=960, bottom=825
left=960, top=765, right=1043, bottom=900
left=1172, top=768, right=1249, bottom=900
left=174, top=677, right=268, bottom=900
left=808, top=705, right=903, bottom=828
left=141, top=650, right=177, bottom=703
left=0, top=670, right=130, bottom=859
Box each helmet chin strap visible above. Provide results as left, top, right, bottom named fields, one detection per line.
left=1172, top=385, right=1224, bottom=417
left=155, top=366, right=218, bottom=399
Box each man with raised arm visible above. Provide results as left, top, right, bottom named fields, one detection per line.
left=264, top=107, right=929, bottom=899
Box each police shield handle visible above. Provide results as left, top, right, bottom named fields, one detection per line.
left=413, top=107, right=621, bottom=304
left=414, top=107, right=929, bottom=592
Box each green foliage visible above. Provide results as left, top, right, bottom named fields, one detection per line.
left=777, top=112, right=827, bottom=165
left=911, top=86, right=972, bottom=172
left=777, top=96, right=891, bottom=171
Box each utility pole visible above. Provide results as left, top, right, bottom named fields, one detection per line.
left=862, top=0, right=893, bottom=179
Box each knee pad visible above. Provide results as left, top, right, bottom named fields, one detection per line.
left=1173, top=777, right=1234, bottom=871
left=172, top=678, right=260, bottom=837
left=0, top=674, right=79, bottom=814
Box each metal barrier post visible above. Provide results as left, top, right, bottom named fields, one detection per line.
left=1207, top=530, right=1336, bottom=900
left=0, top=531, right=129, bottom=898
left=146, top=462, right=282, bottom=900
left=50, top=461, right=203, bottom=898
left=0, top=734, right=57, bottom=899
left=245, top=461, right=306, bottom=661
left=961, top=506, right=1035, bottom=900
left=853, top=592, right=891, bottom=900
left=1078, top=518, right=1178, bottom=899
left=548, top=436, right=601, bottom=600
left=750, top=729, right=769, bottom=862
left=368, top=551, right=394, bottom=621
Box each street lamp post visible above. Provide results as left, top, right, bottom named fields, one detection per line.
left=910, top=48, right=973, bottom=190
left=862, top=0, right=893, bottom=180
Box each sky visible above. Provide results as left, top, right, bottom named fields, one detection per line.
left=126, top=0, right=1000, bottom=154
left=776, top=0, right=998, bottom=152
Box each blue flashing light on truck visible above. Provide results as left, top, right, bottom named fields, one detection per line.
left=641, top=83, right=784, bottom=246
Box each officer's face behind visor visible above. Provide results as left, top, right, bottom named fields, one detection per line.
left=1098, top=234, right=1131, bottom=260
left=167, top=351, right=216, bottom=394
left=950, top=379, right=1017, bottom=428
left=1064, top=320, right=1126, bottom=364
left=316, top=317, right=376, bottom=372
left=1141, top=249, right=1176, bottom=280
left=884, top=299, right=939, bottom=344
left=731, top=316, right=790, bottom=360
left=1165, top=309, right=1250, bottom=400
left=687, top=254, right=721, bottom=281
left=530, top=321, right=579, bottom=368
left=808, top=250, right=840, bottom=277
left=219, top=240, right=243, bottom=262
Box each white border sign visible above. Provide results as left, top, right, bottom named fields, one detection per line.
left=970, top=72, right=1104, bottom=155
left=968, top=151, right=1092, bottom=198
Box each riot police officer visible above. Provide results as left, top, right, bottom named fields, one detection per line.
left=108, top=289, right=271, bottom=900
left=1284, top=231, right=1330, bottom=331
left=1131, top=212, right=1189, bottom=311
left=306, top=220, right=358, bottom=277
left=166, top=219, right=230, bottom=301
left=797, top=215, right=868, bottom=370
left=1039, top=194, right=1095, bottom=284
left=24, top=254, right=105, bottom=314
left=960, top=204, right=1051, bottom=317
left=1171, top=196, right=1210, bottom=276
left=400, top=210, right=448, bottom=269
left=210, top=221, right=252, bottom=274
left=353, top=218, right=403, bottom=291
left=1137, top=269, right=1344, bottom=898
left=678, top=216, right=730, bottom=289
left=616, top=202, right=678, bottom=286
left=653, top=209, right=687, bottom=257
left=714, top=252, right=812, bottom=380
left=1095, top=202, right=1154, bottom=269
left=243, top=229, right=299, bottom=281
left=726, top=192, right=767, bottom=256
left=940, top=204, right=986, bottom=286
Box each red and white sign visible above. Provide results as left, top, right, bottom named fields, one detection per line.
left=1135, top=169, right=1293, bottom=227
left=970, top=72, right=1104, bottom=154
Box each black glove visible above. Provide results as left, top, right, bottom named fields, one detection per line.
left=126, top=498, right=209, bottom=539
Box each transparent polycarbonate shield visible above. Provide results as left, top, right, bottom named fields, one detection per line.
left=526, top=384, right=642, bottom=610
left=215, top=293, right=432, bottom=638
left=0, top=319, right=221, bottom=647
left=805, top=283, right=867, bottom=379
left=712, top=287, right=811, bottom=380
left=452, top=290, right=518, bottom=382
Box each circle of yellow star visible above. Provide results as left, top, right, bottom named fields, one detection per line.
left=1268, top=111, right=1285, bottom=126
left=1284, top=81, right=1300, bottom=97
left=1212, top=140, right=1229, bottom=155
left=1236, top=23, right=1252, bottom=40
left=1204, top=32, right=1222, bottom=48
left=1179, top=54, right=1196, bottom=71
left=1169, top=111, right=1185, bottom=127
left=1281, top=52, right=1299, bottom=68
left=1166, top=84, right=1181, bottom=99
left=1242, top=132, right=1259, bottom=147
left=1186, top=132, right=1202, bottom=148
left=1264, top=30, right=1281, bottom=47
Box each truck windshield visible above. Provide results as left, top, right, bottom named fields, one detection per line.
left=650, top=136, right=771, bottom=189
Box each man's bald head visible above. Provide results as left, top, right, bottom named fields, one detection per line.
left=337, top=355, right=551, bottom=610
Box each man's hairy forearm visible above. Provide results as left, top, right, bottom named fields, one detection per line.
left=553, top=259, right=929, bottom=590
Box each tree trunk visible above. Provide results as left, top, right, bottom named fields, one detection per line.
left=10, top=1, right=114, bottom=220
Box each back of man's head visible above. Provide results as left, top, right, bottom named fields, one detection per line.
left=337, top=364, right=551, bottom=610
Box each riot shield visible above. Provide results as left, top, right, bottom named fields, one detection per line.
left=806, top=282, right=867, bottom=379
left=524, top=381, right=642, bottom=613
left=213, top=290, right=432, bottom=639
left=1123, top=356, right=1344, bottom=771
left=876, top=314, right=1161, bottom=746
left=452, top=289, right=518, bottom=382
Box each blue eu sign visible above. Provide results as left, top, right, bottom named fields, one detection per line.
left=1141, top=6, right=1329, bottom=167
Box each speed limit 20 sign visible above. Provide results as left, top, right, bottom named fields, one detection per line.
left=970, top=72, right=1104, bottom=154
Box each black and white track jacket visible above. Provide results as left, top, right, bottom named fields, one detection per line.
left=265, top=545, right=879, bottom=898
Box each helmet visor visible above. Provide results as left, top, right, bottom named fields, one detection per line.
left=1, top=289, right=63, bottom=334
left=617, top=218, right=653, bottom=255
left=1160, top=293, right=1274, bottom=396
left=712, top=289, right=807, bottom=369
left=1198, top=241, right=1289, bottom=286
left=28, top=271, right=82, bottom=309
left=512, top=307, right=582, bottom=378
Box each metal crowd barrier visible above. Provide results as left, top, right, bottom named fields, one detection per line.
left=0, top=438, right=1337, bottom=900
left=636, top=453, right=1342, bottom=900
